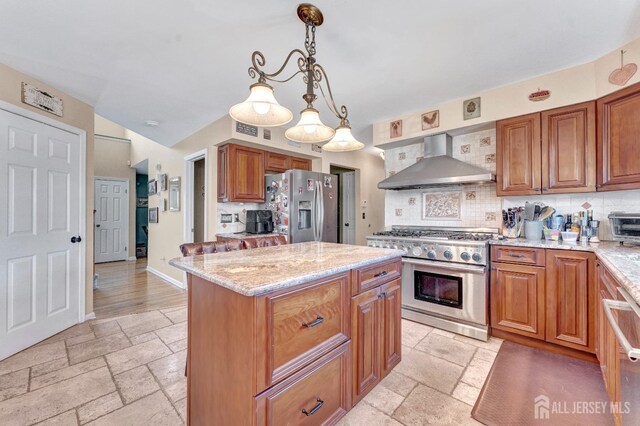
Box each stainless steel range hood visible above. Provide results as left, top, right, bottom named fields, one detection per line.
left=378, top=133, right=496, bottom=190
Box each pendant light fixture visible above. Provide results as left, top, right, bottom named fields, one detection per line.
left=229, top=3, right=363, bottom=151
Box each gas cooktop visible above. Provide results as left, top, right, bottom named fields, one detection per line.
left=373, top=229, right=495, bottom=241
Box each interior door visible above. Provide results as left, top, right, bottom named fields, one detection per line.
left=94, top=178, right=128, bottom=263
left=0, top=109, right=81, bottom=360
left=342, top=171, right=356, bottom=244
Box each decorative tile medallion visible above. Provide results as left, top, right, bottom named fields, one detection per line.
left=421, top=110, right=440, bottom=130
left=422, top=191, right=461, bottom=220
left=582, top=202, right=592, bottom=210
left=485, top=212, right=497, bottom=222
left=485, top=154, right=496, bottom=163
left=408, top=197, right=416, bottom=206
left=461, top=144, right=471, bottom=154
left=389, top=171, right=396, bottom=177
left=480, top=137, right=491, bottom=147
left=398, top=152, right=406, bottom=160
left=463, top=97, right=481, bottom=120
left=465, top=191, right=477, bottom=200
left=416, top=156, right=424, bottom=163
left=395, top=209, right=403, bottom=217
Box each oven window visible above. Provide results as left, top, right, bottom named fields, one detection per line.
left=414, top=271, right=463, bottom=309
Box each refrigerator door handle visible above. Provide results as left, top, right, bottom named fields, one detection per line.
left=312, top=180, right=319, bottom=241
left=318, top=181, right=324, bottom=241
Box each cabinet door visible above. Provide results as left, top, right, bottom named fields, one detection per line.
left=490, top=262, right=545, bottom=339
left=290, top=156, right=311, bottom=171
left=597, top=81, right=640, bottom=191
left=230, top=145, right=265, bottom=202
left=541, top=101, right=596, bottom=194
left=545, top=250, right=595, bottom=352
left=265, top=151, right=290, bottom=173
left=217, top=145, right=228, bottom=202
left=351, top=287, right=381, bottom=404
left=379, top=279, right=401, bottom=378
left=496, top=113, right=542, bottom=196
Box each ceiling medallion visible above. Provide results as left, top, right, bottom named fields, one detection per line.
left=229, top=3, right=364, bottom=152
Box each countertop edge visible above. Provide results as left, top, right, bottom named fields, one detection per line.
left=169, top=251, right=402, bottom=297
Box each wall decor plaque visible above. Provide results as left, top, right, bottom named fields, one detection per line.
left=390, top=120, right=402, bottom=138
left=312, top=143, right=322, bottom=153
left=528, top=89, right=551, bottom=102
left=421, top=110, right=439, bottom=130
left=422, top=191, right=461, bottom=220
left=463, top=97, right=481, bottom=120
left=263, top=129, right=271, bottom=140
left=21, top=82, right=63, bottom=116
left=236, top=121, right=258, bottom=137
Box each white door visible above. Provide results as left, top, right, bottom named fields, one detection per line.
left=0, top=109, right=82, bottom=360
left=94, top=179, right=128, bottom=263
left=342, top=171, right=356, bottom=244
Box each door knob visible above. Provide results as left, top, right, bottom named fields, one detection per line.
left=96, top=224, right=101, bottom=227
left=71, top=236, right=82, bottom=243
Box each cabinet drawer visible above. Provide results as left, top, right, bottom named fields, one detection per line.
left=265, top=273, right=350, bottom=386
left=491, top=246, right=545, bottom=266
left=255, top=342, right=351, bottom=426
left=351, top=259, right=401, bottom=295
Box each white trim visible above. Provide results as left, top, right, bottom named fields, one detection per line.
left=84, top=312, right=96, bottom=321
left=146, top=266, right=186, bottom=290
left=183, top=149, right=208, bottom=244
left=128, top=256, right=137, bottom=261
left=0, top=99, right=88, bottom=324
left=94, top=177, right=130, bottom=262
left=94, top=134, right=131, bottom=144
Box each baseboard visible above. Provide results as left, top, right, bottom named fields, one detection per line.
left=84, top=312, right=96, bottom=321
left=128, top=256, right=137, bottom=261
left=146, top=266, right=186, bottom=290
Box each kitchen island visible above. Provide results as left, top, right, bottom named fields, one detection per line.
left=170, top=242, right=403, bottom=425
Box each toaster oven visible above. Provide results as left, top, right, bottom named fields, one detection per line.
left=609, top=212, right=640, bottom=244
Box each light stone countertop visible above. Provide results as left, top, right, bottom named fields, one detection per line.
left=490, top=239, right=640, bottom=305
left=216, top=232, right=282, bottom=239
left=169, top=242, right=403, bottom=297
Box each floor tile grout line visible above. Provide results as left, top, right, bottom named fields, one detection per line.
left=146, top=360, right=186, bottom=424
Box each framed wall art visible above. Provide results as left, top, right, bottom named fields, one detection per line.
left=421, top=110, right=439, bottom=130
left=463, top=97, right=481, bottom=120
left=148, top=179, right=157, bottom=196
left=422, top=191, right=461, bottom=220
left=169, top=177, right=181, bottom=212
left=157, top=173, right=168, bottom=191
left=149, top=207, right=159, bottom=223
left=390, top=120, right=402, bottom=138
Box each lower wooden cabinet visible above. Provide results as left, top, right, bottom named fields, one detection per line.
left=351, top=278, right=401, bottom=404
left=490, top=262, right=546, bottom=339
left=545, top=250, right=595, bottom=352
left=596, top=262, right=621, bottom=408
left=255, top=341, right=351, bottom=426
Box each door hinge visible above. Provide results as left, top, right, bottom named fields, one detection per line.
left=125, top=189, right=128, bottom=193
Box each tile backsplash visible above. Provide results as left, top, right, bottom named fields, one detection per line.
left=383, top=128, right=640, bottom=240
left=216, top=202, right=260, bottom=234
left=384, top=129, right=502, bottom=229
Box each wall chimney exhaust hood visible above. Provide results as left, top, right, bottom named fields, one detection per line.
left=378, top=133, right=496, bottom=190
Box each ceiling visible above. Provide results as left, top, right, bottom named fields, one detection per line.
left=2, top=1, right=639, bottom=150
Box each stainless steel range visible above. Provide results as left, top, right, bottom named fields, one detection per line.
left=367, top=226, right=498, bottom=341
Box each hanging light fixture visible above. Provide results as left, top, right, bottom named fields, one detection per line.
left=229, top=3, right=363, bottom=150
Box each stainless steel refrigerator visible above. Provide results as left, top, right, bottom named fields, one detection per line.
left=263, top=170, right=337, bottom=243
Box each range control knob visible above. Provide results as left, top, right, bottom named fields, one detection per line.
left=427, top=250, right=437, bottom=259
left=391, top=245, right=399, bottom=250
left=411, top=246, right=423, bottom=257
left=384, top=244, right=391, bottom=249
left=443, top=250, right=453, bottom=260
left=402, top=246, right=410, bottom=254
left=472, top=253, right=483, bottom=262
left=460, top=252, right=471, bottom=261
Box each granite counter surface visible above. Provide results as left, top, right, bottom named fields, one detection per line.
left=170, top=242, right=403, bottom=297
left=490, top=239, right=640, bottom=305
left=216, top=232, right=282, bottom=239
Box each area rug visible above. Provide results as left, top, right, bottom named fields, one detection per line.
left=471, top=341, right=614, bottom=425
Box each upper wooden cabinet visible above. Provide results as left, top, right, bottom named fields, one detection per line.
left=541, top=101, right=596, bottom=193
left=496, top=112, right=541, bottom=196
left=497, top=102, right=596, bottom=196
left=264, top=151, right=290, bottom=173
left=545, top=250, right=595, bottom=353
left=290, top=156, right=312, bottom=171
left=597, top=81, right=640, bottom=191
left=217, top=144, right=265, bottom=203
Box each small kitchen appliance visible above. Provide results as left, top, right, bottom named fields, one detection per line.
left=609, top=212, right=640, bottom=244
left=367, top=226, right=497, bottom=341
left=245, top=210, right=274, bottom=234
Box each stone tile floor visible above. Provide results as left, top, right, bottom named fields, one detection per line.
left=0, top=306, right=502, bottom=425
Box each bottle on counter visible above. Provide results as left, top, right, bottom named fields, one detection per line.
left=571, top=213, right=581, bottom=235
left=565, top=214, right=573, bottom=232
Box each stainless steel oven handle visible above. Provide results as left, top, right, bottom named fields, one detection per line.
left=402, top=257, right=486, bottom=274
left=603, top=298, right=640, bottom=362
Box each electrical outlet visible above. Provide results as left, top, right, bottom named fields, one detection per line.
left=220, top=214, right=233, bottom=223
left=362, top=212, right=366, bottom=219
left=234, top=213, right=240, bottom=222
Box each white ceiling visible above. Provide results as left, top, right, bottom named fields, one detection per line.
left=2, top=1, right=640, bottom=149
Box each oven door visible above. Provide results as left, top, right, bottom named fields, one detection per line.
left=402, top=258, right=487, bottom=326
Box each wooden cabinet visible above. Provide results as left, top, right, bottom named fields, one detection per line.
left=491, top=245, right=545, bottom=267
left=217, top=143, right=265, bottom=203
left=351, top=258, right=402, bottom=296
left=264, top=151, right=290, bottom=173
left=541, top=101, right=596, bottom=193
left=545, top=250, right=596, bottom=352
left=496, top=112, right=541, bottom=196
left=490, top=261, right=546, bottom=339
left=597, top=81, right=640, bottom=191
left=351, top=273, right=402, bottom=404
left=291, top=156, right=312, bottom=171
left=596, top=262, right=621, bottom=412
left=497, top=102, right=596, bottom=196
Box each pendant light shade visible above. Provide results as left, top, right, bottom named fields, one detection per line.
left=322, top=123, right=364, bottom=152
left=229, top=83, right=293, bottom=127
left=284, top=108, right=335, bottom=143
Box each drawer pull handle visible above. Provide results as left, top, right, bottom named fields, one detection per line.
left=302, top=398, right=324, bottom=416
left=507, top=253, right=525, bottom=258
left=378, top=292, right=387, bottom=299
left=302, top=316, right=324, bottom=328
left=374, top=270, right=388, bottom=278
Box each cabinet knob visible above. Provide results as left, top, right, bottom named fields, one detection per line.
left=542, top=187, right=548, bottom=191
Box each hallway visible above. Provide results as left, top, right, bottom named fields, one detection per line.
left=93, top=259, right=187, bottom=319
